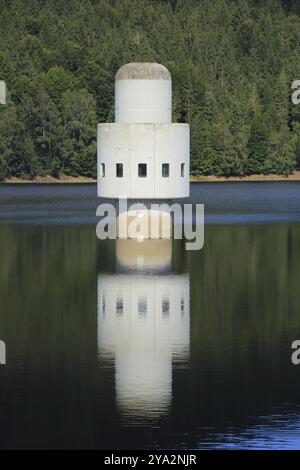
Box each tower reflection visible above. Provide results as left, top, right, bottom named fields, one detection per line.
left=97, top=239, right=190, bottom=422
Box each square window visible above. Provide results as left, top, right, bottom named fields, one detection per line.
left=138, top=296, right=147, bottom=316
left=181, top=163, right=185, bottom=177
left=116, top=296, right=123, bottom=315
left=162, top=163, right=169, bottom=177
left=116, top=163, right=123, bottom=178
left=102, top=295, right=106, bottom=315
left=181, top=296, right=185, bottom=314
left=101, top=163, right=105, bottom=177
left=162, top=297, right=170, bottom=317
left=138, top=163, right=147, bottom=177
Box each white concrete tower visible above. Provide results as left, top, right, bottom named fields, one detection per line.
left=97, top=63, right=190, bottom=199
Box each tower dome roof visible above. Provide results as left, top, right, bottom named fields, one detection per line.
left=116, top=62, right=171, bottom=81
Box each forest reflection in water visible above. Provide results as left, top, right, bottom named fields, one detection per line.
left=0, top=222, right=300, bottom=448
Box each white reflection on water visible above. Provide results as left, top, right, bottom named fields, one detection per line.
left=97, top=239, right=190, bottom=423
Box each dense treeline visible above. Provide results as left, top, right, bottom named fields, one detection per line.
left=0, top=0, right=300, bottom=180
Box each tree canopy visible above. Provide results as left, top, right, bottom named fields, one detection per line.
left=0, top=0, right=300, bottom=179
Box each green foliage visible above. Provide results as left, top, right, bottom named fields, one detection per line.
left=0, top=99, right=17, bottom=179
left=0, top=0, right=300, bottom=178
left=60, top=89, right=97, bottom=176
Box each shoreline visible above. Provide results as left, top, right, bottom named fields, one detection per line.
left=0, top=175, right=97, bottom=184
left=1, top=172, right=300, bottom=184
left=191, top=171, right=300, bottom=183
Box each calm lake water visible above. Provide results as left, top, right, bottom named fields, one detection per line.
left=0, top=182, right=300, bottom=449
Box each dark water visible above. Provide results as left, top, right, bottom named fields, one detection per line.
left=0, top=182, right=300, bottom=449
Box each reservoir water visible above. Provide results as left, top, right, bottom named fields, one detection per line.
left=0, top=182, right=300, bottom=449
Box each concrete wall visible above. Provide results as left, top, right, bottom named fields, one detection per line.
left=97, top=122, right=189, bottom=198
left=97, top=62, right=190, bottom=199
left=115, top=79, right=172, bottom=123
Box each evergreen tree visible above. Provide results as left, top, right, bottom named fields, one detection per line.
left=0, top=0, right=299, bottom=178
